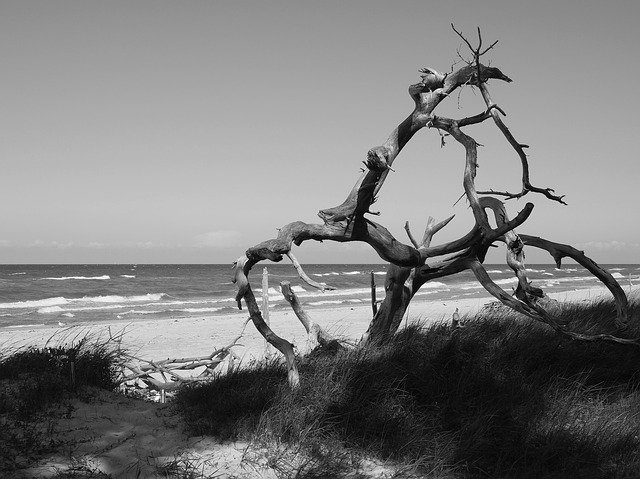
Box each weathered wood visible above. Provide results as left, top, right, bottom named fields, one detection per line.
left=119, top=328, right=247, bottom=395
left=287, top=252, right=336, bottom=291
left=365, top=214, right=465, bottom=343
left=262, top=267, right=272, bottom=356
left=370, top=271, right=377, bottom=316
left=232, top=28, right=633, bottom=370
left=234, top=257, right=300, bottom=388
left=280, top=281, right=339, bottom=351
left=519, top=234, right=629, bottom=326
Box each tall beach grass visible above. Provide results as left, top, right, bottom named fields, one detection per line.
left=176, top=295, right=640, bottom=478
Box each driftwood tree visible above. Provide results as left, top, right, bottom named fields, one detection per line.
left=232, top=27, right=633, bottom=387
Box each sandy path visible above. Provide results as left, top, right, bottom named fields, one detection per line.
left=17, top=388, right=264, bottom=478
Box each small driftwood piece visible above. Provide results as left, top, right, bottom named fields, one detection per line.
left=118, top=322, right=249, bottom=396
left=280, top=280, right=340, bottom=350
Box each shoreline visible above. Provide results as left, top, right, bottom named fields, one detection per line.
left=1, top=286, right=629, bottom=363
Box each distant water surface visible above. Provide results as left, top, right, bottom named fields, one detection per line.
left=0, top=264, right=637, bottom=329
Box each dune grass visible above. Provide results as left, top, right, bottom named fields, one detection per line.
left=0, top=331, right=121, bottom=474
left=176, top=297, right=640, bottom=478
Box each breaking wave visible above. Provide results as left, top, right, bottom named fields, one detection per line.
left=41, top=275, right=111, bottom=281
left=0, top=293, right=166, bottom=311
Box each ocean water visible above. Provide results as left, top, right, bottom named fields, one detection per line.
left=0, top=264, right=638, bottom=329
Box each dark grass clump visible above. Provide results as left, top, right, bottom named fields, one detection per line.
left=0, top=332, right=122, bottom=474
left=0, top=334, right=119, bottom=417
left=177, top=296, right=640, bottom=478
left=176, top=357, right=289, bottom=440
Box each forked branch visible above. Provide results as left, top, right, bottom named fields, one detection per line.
left=452, top=23, right=567, bottom=205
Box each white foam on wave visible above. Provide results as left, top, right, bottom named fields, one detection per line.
left=1, top=293, right=166, bottom=311
left=62, top=312, right=75, bottom=318
left=343, top=271, right=361, bottom=275
left=414, top=288, right=449, bottom=296
left=460, top=284, right=484, bottom=290
left=610, top=268, right=625, bottom=271
left=42, top=275, right=111, bottom=281
left=120, top=275, right=136, bottom=278
left=312, top=272, right=340, bottom=277
left=487, top=270, right=504, bottom=274
left=422, top=281, right=448, bottom=289
left=1, top=297, right=68, bottom=309
left=527, top=269, right=544, bottom=273
left=38, top=306, right=64, bottom=313
left=175, top=307, right=226, bottom=313
left=9, top=272, right=26, bottom=275
left=253, top=285, right=306, bottom=299
left=307, top=300, right=346, bottom=306
left=88, top=293, right=165, bottom=303
left=297, top=287, right=385, bottom=299
left=612, top=272, right=624, bottom=279
left=542, top=272, right=554, bottom=276
left=118, top=306, right=225, bottom=317
left=495, top=278, right=517, bottom=285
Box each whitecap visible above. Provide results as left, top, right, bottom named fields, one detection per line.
left=495, top=278, right=517, bottom=285
left=87, top=293, right=165, bottom=303
left=487, top=270, right=503, bottom=274
left=343, top=271, right=361, bottom=275
left=414, top=289, right=449, bottom=296
left=175, top=307, right=225, bottom=313
left=423, top=281, right=448, bottom=289
left=42, top=275, right=111, bottom=281
left=612, top=272, right=624, bottom=279
left=0, top=297, right=68, bottom=309
left=9, top=272, right=26, bottom=275
left=307, top=300, right=345, bottom=306
left=0, top=293, right=165, bottom=311
left=120, top=275, right=136, bottom=278
left=38, top=306, right=64, bottom=314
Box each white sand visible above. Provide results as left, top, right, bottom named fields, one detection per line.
left=1, top=286, right=626, bottom=364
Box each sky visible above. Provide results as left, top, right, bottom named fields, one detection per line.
left=1, top=0, right=639, bottom=264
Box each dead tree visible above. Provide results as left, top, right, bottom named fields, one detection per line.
left=232, top=27, right=633, bottom=387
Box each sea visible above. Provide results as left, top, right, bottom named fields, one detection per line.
left=0, top=264, right=638, bottom=330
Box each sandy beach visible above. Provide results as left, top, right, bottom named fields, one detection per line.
left=1, top=286, right=624, bottom=363
left=5, top=285, right=637, bottom=478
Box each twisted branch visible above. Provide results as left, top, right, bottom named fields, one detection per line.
left=451, top=23, right=567, bottom=204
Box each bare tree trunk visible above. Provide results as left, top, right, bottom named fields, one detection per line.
left=365, top=216, right=454, bottom=343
